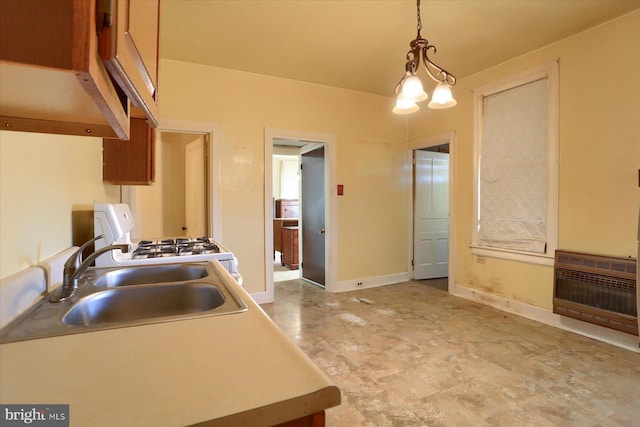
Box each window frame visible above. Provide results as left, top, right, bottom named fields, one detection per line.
left=471, top=61, right=559, bottom=266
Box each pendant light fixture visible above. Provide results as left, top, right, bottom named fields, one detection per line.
left=393, top=0, right=457, bottom=114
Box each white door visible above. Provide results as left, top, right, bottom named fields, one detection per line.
left=413, top=150, right=449, bottom=279
left=185, top=136, right=207, bottom=237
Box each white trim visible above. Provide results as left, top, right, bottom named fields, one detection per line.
left=408, top=132, right=457, bottom=290
left=470, top=245, right=555, bottom=266
left=451, top=283, right=639, bottom=353
left=472, top=61, right=559, bottom=265
left=122, top=119, right=222, bottom=242
left=334, top=272, right=410, bottom=293
left=264, top=128, right=338, bottom=302
left=249, top=291, right=272, bottom=305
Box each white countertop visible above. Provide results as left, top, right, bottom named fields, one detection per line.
left=0, top=262, right=340, bottom=426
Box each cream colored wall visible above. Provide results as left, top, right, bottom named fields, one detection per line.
left=159, top=59, right=408, bottom=294
left=409, top=11, right=640, bottom=309
left=0, top=131, right=120, bottom=279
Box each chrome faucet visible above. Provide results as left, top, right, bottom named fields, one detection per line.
left=50, top=235, right=130, bottom=302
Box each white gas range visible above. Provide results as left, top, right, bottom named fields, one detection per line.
left=93, top=203, right=242, bottom=284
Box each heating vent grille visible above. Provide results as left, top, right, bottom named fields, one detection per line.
left=553, top=250, right=637, bottom=336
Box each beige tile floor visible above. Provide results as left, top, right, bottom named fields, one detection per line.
left=261, top=279, right=640, bottom=427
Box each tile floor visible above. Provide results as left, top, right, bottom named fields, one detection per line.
left=273, top=251, right=301, bottom=282
left=261, top=279, right=640, bottom=427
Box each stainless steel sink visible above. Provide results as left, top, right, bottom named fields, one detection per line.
left=63, top=283, right=225, bottom=326
left=0, top=261, right=248, bottom=343
left=94, top=264, right=209, bottom=287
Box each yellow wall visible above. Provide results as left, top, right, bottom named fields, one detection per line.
left=409, top=11, right=640, bottom=309
left=159, top=60, right=409, bottom=293
left=1, top=11, right=636, bottom=310
left=0, top=132, right=120, bottom=278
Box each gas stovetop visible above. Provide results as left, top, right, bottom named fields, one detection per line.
left=132, top=237, right=221, bottom=259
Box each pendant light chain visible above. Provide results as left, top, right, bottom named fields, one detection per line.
left=416, top=0, right=422, bottom=37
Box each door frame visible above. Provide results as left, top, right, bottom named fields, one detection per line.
left=408, top=132, right=457, bottom=292
left=264, top=127, right=337, bottom=301
left=122, top=119, right=221, bottom=241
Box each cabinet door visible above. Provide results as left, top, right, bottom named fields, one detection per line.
left=0, top=0, right=130, bottom=139
left=99, top=0, right=160, bottom=127
left=103, top=118, right=155, bottom=185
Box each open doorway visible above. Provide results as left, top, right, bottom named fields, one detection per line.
left=122, top=120, right=220, bottom=242
left=159, top=131, right=208, bottom=237
left=263, top=128, right=337, bottom=303
left=271, top=140, right=327, bottom=287
left=409, top=132, right=456, bottom=293
left=272, top=143, right=302, bottom=283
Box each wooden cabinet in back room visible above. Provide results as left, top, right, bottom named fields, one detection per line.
left=281, top=226, right=299, bottom=270
left=103, top=118, right=155, bottom=185
left=275, top=199, right=299, bottom=219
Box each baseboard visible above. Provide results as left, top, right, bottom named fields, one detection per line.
left=250, top=291, right=273, bottom=305
left=450, top=283, right=639, bottom=353
left=334, top=272, right=410, bottom=293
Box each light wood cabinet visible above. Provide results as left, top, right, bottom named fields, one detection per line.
left=103, top=118, right=155, bottom=185
left=276, top=199, right=299, bottom=219
left=99, top=0, right=160, bottom=127
left=274, top=218, right=298, bottom=256
left=0, top=0, right=161, bottom=139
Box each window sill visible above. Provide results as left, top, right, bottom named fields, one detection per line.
left=470, top=245, right=554, bottom=266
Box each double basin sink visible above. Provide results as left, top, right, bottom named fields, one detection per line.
left=0, top=262, right=248, bottom=343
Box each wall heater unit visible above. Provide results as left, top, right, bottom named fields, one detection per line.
left=553, top=250, right=637, bottom=336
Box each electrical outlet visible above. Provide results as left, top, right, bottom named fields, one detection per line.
left=356, top=282, right=363, bottom=287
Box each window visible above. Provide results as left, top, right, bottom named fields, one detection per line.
left=279, top=157, right=299, bottom=199
left=472, top=62, right=558, bottom=265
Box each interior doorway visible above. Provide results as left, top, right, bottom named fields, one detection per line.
left=413, top=147, right=449, bottom=280
left=264, top=128, right=337, bottom=304
left=409, top=133, right=456, bottom=292
left=271, top=140, right=327, bottom=287
left=160, top=131, right=209, bottom=238
left=123, top=120, right=220, bottom=242
left=272, top=143, right=302, bottom=283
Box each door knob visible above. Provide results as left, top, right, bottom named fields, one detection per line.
left=319, top=228, right=325, bottom=234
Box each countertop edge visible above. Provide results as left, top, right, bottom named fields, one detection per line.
left=189, top=385, right=341, bottom=427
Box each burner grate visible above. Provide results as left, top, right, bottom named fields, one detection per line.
left=132, top=237, right=220, bottom=259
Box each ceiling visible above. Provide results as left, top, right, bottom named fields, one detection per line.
left=160, top=0, right=640, bottom=97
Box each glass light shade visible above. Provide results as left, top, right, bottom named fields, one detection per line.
left=400, top=75, right=428, bottom=102
left=428, top=82, right=457, bottom=109
left=392, top=94, right=419, bottom=114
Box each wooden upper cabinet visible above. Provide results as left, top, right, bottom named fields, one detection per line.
left=99, top=0, right=160, bottom=128
left=0, top=0, right=130, bottom=139
left=0, top=0, right=161, bottom=139
left=103, top=118, right=155, bottom=185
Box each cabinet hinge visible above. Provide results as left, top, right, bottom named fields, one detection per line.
left=96, top=0, right=114, bottom=31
